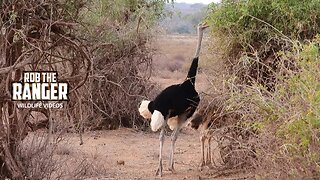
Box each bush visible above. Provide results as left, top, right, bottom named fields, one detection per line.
left=206, top=0, right=320, bottom=88
left=243, top=39, right=320, bottom=179
left=70, top=0, right=168, bottom=130
left=0, top=0, right=167, bottom=178
left=204, top=0, right=320, bottom=178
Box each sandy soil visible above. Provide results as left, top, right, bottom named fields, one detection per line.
left=60, top=128, right=202, bottom=180
left=50, top=128, right=252, bottom=180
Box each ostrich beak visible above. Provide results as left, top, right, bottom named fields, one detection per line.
left=201, top=22, right=209, bottom=28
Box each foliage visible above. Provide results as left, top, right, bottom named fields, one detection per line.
left=204, top=0, right=320, bottom=178
left=0, top=0, right=167, bottom=179
left=0, top=0, right=91, bottom=178
left=207, top=0, right=320, bottom=50
left=230, top=39, right=320, bottom=178
left=206, top=0, right=320, bottom=88
left=74, top=0, right=168, bottom=130
left=276, top=39, right=320, bottom=152
left=81, top=0, right=167, bottom=29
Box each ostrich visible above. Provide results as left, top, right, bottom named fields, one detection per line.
left=138, top=22, right=209, bottom=176
left=189, top=111, right=216, bottom=169
left=189, top=98, right=228, bottom=170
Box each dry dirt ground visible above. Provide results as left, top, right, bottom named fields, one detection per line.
left=66, top=128, right=209, bottom=179
left=47, top=128, right=251, bottom=180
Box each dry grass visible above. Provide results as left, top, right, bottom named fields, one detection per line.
left=18, top=131, right=110, bottom=179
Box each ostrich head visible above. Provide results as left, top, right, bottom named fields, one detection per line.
left=197, top=22, right=209, bottom=32
left=194, top=22, right=209, bottom=58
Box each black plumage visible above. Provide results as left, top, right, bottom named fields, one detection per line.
left=148, top=57, right=200, bottom=120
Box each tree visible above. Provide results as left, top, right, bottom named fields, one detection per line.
left=0, top=0, right=168, bottom=178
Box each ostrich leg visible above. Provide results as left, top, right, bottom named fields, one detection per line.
left=168, top=125, right=182, bottom=172
left=156, top=125, right=165, bottom=177
left=206, top=136, right=214, bottom=168
left=199, top=134, right=206, bottom=169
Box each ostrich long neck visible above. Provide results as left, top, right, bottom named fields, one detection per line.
left=194, top=28, right=204, bottom=58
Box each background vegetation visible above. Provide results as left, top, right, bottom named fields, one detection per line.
left=204, top=0, right=320, bottom=178
left=0, top=0, right=168, bottom=178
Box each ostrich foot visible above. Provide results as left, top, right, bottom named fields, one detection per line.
left=155, top=164, right=163, bottom=177
left=206, top=162, right=214, bottom=169
left=168, top=165, right=175, bottom=173
left=199, top=161, right=205, bottom=171
left=168, top=158, right=175, bottom=173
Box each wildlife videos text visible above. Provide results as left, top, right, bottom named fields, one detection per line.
left=16, top=102, right=64, bottom=109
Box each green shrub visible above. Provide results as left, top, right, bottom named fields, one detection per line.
left=205, top=0, right=320, bottom=178
left=277, top=39, right=320, bottom=152
left=207, top=0, right=320, bottom=52
left=206, top=0, right=320, bottom=89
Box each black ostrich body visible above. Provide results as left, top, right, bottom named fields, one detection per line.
left=138, top=22, right=209, bottom=177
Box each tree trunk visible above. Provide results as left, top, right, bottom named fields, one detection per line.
left=0, top=2, right=25, bottom=178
